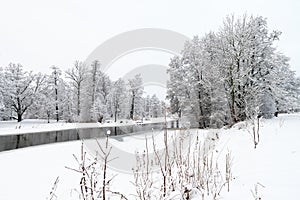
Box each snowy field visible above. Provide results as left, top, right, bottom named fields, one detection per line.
left=221, top=113, right=300, bottom=199
left=0, top=113, right=299, bottom=199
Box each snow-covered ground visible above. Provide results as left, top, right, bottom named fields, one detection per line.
left=220, top=113, right=300, bottom=199
left=0, top=113, right=299, bottom=199
left=0, top=119, right=77, bottom=135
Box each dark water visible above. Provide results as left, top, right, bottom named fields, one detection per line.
left=0, top=121, right=178, bottom=152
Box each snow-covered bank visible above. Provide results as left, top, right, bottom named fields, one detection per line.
left=0, top=113, right=299, bottom=199
left=220, top=113, right=300, bottom=199
left=0, top=140, right=82, bottom=200
left=0, top=117, right=174, bottom=135
left=0, top=119, right=76, bottom=135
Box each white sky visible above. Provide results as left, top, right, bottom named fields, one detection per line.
left=0, top=0, right=299, bottom=76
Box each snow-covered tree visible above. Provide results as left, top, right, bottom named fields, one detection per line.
left=60, top=81, right=74, bottom=122
left=167, top=14, right=300, bottom=127
left=26, top=67, right=71, bottom=122
left=89, top=60, right=115, bottom=122
left=0, top=67, right=6, bottom=120
left=167, top=56, right=184, bottom=118
left=79, top=60, right=114, bottom=122
left=201, top=32, right=229, bottom=127
left=142, top=95, right=151, bottom=118
left=29, top=66, right=65, bottom=122
left=109, top=78, right=127, bottom=122
left=150, top=94, right=164, bottom=118
left=79, top=60, right=99, bottom=122
left=168, top=37, right=217, bottom=128
left=94, top=71, right=112, bottom=122
left=50, top=66, right=62, bottom=121
left=128, top=74, right=144, bottom=120
left=89, top=60, right=112, bottom=122
left=142, top=94, right=165, bottom=118
left=2, top=63, right=46, bottom=122
left=26, top=76, right=53, bottom=121
left=65, top=61, right=87, bottom=119
left=217, top=14, right=283, bottom=122
left=270, top=53, right=300, bottom=113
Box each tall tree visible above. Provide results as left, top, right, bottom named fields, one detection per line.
left=2, top=63, right=45, bottom=122
left=0, top=67, right=6, bottom=120
left=109, top=78, right=127, bottom=122
left=128, top=74, right=144, bottom=120
left=50, top=66, right=62, bottom=122
left=80, top=60, right=112, bottom=122
left=167, top=56, right=186, bottom=118
left=90, top=60, right=101, bottom=108
left=168, top=37, right=216, bottom=128
left=65, top=61, right=87, bottom=118
left=27, top=76, right=53, bottom=122
left=94, top=71, right=112, bottom=122
left=150, top=94, right=163, bottom=118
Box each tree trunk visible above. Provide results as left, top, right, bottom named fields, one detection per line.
left=114, top=110, right=117, bottom=135
left=47, top=110, right=50, bottom=123
left=197, top=72, right=205, bottom=128
left=55, top=77, right=59, bottom=122
left=130, top=93, right=135, bottom=120
left=229, top=65, right=237, bottom=123
left=17, top=97, right=22, bottom=122
left=17, top=113, right=22, bottom=122
left=231, top=89, right=237, bottom=123
left=77, top=86, right=80, bottom=116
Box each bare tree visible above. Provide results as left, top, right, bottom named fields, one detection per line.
left=2, top=63, right=45, bottom=122
left=50, top=66, right=62, bottom=122
left=128, top=74, right=144, bottom=120
left=65, top=61, right=87, bottom=117
left=109, top=78, right=127, bottom=125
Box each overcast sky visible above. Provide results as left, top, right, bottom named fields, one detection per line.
left=0, top=0, right=299, bottom=76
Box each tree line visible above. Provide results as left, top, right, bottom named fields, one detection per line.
left=0, top=61, right=165, bottom=122
left=1, top=14, right=299, bottom=125
left=167, top=14, right=300, bottom=128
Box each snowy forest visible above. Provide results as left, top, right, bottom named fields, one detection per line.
left=0, top=15, right=299, bottom=128
left=167, top=15, right=300, bottom=128
left=0, top=62, right=165, bottom=123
